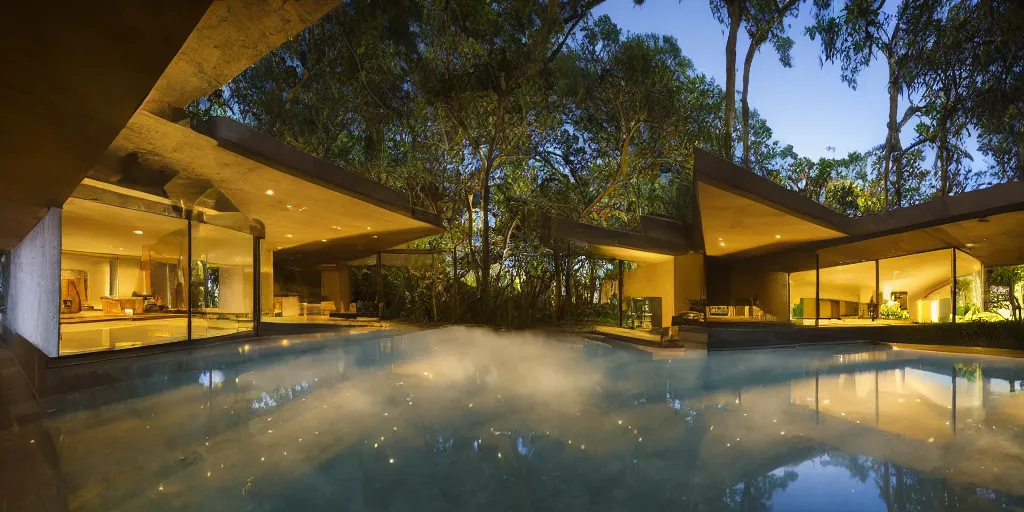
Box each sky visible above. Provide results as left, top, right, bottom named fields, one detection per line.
left=592, top=0, right=918, bottom=162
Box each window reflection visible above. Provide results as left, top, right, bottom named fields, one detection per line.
left=190, top=221, right=254, bottom=338
left=59, top=199, right=188, bottom=354
left=879, top=250, right=951, bottom=324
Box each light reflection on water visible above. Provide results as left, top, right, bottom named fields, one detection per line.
left=34, top=327, right=1024, bottom=511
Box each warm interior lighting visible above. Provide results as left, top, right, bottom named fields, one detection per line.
left=965, top=243, right=975, bottom=247
left=286, top=234, right=293, bottom=238
left=133, top=230, right=144, bottom=235
left=930, top=300, right=939, bottom=323
left=774, top=234, right=781, bottom=239
left=265, top=189, right=274, bottom=195
left=321, top=239, right=327, bottom=242
left=366, top=226, right=372, bottom=230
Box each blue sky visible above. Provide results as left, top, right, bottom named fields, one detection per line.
left=592, top=0, right=913, bottom=162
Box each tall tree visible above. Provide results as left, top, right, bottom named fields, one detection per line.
left=806, top=0, right=921, bottom=209
left=740, top=0, right=800, bottom=170
left=710, top=0, right=749, bottom=161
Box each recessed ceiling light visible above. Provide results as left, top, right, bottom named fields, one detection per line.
left=718, top=242, right=726, bottom=247
left=321, top=239, right=327, bottom=242
left=965, top=243, right=975, bottom=247
left=366, top=226, right=372, bottom=230
left=372, top=235, right=378, bottom=239
left=286, top=234, right=293, bottom=238
left=286, top=205, right=292, bottom=209
left=774, top=234, right=781, bottom=239
left=277, top=246, right=283, bottom=250
left=133, top=230, right=144, bottom=235
left=265, top=190, right=274, bottom=195
left=118, top=247, right=124, bottom=251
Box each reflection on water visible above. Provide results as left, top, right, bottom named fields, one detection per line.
left=18, top=328, right=1024, bottom=511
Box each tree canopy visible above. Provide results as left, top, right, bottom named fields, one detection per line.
left=191, top=0, right=1024, bottom=324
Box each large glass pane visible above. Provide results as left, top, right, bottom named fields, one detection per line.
left=815, top=261, right=877, bottom=326
left=955, top=250, right=986, bottom=321
left=190, top=221, right=254, bottom=338
left=788, top=269, right=817, bottom=325
left=878, top=249, right=952, bottom=324
left=60, top=198, right=188, bottom=354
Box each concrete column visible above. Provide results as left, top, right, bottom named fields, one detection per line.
left=8, top=208, right=61, bottom=357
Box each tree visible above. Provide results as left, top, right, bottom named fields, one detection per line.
left=740, top=0, right=801, bottom=171
left=806, top=0, right=922, bottom=209
left=711, top=0, right=749, bottom=162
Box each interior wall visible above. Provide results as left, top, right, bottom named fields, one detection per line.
left=116, top=256, right=142, bottom=296
left=60, top=253, right=111, bottom=305
left=7, top=208, right=61, bottom=357
left=731, top=268, right=789, bottom=321
left=673, top=254, right=704, bottom=313
left=623, top=258, right=674, bottom=328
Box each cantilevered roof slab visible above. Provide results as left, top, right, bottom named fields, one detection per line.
left=694, top=150, right=850, bottom=257
left=819, top=210, right=1024, bottom=268
left=99, top=112, right=442, bottom=260
left=544, top=215, right=694, bottom=264
left=0, top=2, right=211, bottom=248
left=140, top=0, right=340, bottom=118
left=697, top=181, right=848, bottom=257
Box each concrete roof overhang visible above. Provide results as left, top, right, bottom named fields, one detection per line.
left=93, top=112, right=442, bottom=264
left=0, top=2, right=212, bottom=249
left=0, top=1, right=341, bottom=250
left=694, top=149, right=1024, bottom=271
left=543, top=214, right=696, bottom=264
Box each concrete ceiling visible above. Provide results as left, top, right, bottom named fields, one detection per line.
left=0, top=1, right=212, bottom=249
left=62, top=198, right=253, bottom=265
left=103, top=111, right=441, bottom=262
left=140, top=0, right=339, bottom=118
left=819, top=211, right=1024, bottom=268
left=698, top=182, right=847, bottom=257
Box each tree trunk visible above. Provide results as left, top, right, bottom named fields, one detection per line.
left=883, top=61, right=899, bottom=210
left=741, top=37, right=757, bottom=171
left=481, top=170, right=491, bottom=299
left=724, top=0, right=743, bottom=160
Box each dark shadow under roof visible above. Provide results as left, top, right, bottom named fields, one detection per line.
left=543, top=214, right=696, bottom=263
left=695, top=149, right=1024, bottom=269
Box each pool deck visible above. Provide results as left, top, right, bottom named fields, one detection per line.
left=589, top=321, right=1024, bottom=353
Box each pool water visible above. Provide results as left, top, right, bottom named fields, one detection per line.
left=11, top=327, right=1024, bottom=511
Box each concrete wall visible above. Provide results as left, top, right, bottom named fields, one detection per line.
left=673, top=254, right=705, bottom=313
left=623, top=258, right=675, bottom=328
left=7, top=209, right=61, bottom=357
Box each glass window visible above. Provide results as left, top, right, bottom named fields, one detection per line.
left=190, top=220, right=254, bottom=338
left=788, top=269, right=816, bottom=325
left=60, top=198, right=188, bottom=354
left=815, top=261, right=876, bottom=326
left=955, top=250, right=984, bottom=321
left=879, top=250, right=952, bottom=324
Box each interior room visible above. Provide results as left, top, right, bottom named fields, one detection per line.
left=59, top=197, right=258, bottom=355
left=59, top=198, right=190, bottom=354
left=790, top=260, right=876, bottom=325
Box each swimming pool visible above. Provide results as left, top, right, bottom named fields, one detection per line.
left=11, top=327, right=1024, bottom=510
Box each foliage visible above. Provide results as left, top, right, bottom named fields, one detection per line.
left=791, top=301, right=803, bottom=319
left=201, top=0, right=1024, bottom=328
left=879, top=300, right=909, bottom=321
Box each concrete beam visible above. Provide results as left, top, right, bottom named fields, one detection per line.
left=141, top=0, right=340, bottom=118
left=0, top=1, right=212, bottom=249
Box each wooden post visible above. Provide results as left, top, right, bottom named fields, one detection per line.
left=951, top=248, right=957, bottom=324
left=874, top=259, right=880, bottom=321
left=814, top=253, right=820, bottom=327
left=617, top=259, right=624, bottom=327
left=375, top=251, right=383, bottom=319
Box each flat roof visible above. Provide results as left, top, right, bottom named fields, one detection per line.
left=92, top=111, right=442, bottom=262
left=695, top=149, right=1024, bottom=269
left=543, top=214, right=695, bottom=264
